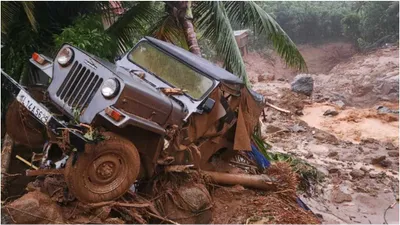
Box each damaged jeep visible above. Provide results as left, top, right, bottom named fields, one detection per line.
left=2, top=36, right=265, bottom=203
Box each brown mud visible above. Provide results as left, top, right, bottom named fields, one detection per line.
left=248, top=42, right=399, bottom=224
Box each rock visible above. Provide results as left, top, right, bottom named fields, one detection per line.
left=377, top=106, right=398, bottom=114
left=387, top=151, right=399, bottom=157
left=371, top=155, right=386, bottom=164
left=380, top=159, right=392, bottom=167
left=277, top=78, right=285, bottom=81
left=331, top=189, right=352, bottom=203
left=257, top=74, right=266, bottom=82
left=350, top=169, right=365, bottom=178
left=328, top=168, right=340, bottom=174
left=369, top=171, right=381, bottom=178
left=265, top=125, right=283, bottom=133
left=361, top=138, right=378, bottom=144
left=290, top=124, right=306, bottom=132
left=333, top=100, right=346, bottom=109
left=385, top=142, right=398, bottom=150
left=291, top=74, right=314, bottom=96
left=360, top=166, right=369, bottom=172
left=305, top=152, right=314, bottom=159
left=313, top=129, right=339, bottom=145
left=164, top=183, right=212, bottom=224
left=3, top=191, right=65, bottom=224
left=295, top=109, right=304, bottom=116
left=323, top=109, right=339, bottom=117
left=327, top=151, right=339, bottom=158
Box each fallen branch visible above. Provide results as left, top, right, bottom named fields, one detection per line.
left=81, top=201, right=150, bottom=209
left=265, top=101, right=291, bottom=114
left=147, top=212, right=180, bottom=225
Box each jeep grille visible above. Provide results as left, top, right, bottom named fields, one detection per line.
left=56, top=61, right=103, bottom=111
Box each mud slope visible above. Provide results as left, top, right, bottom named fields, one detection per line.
left=248, top=43, right=399, bottom=224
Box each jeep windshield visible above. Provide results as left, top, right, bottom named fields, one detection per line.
left=128, top=41, right=213, bottom=100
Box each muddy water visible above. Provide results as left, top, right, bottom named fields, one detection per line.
left=301, top=103, right=399, bottom=145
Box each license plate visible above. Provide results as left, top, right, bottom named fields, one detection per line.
left=16, top=89, right=51, bottom=125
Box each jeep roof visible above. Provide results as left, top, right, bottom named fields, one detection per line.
left=144, top=36, right=244, bottom=85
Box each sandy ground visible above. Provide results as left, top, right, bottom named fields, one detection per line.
left=247, top=42, right=399, bottom=224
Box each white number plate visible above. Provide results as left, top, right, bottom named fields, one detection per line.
left=16, top=89, right=51, bottom=125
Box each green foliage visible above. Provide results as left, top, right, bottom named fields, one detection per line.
left=357, top=1, right=399, bottom=43
left=54, top=15, right=116, bottom=61
left=341, top=13, right=361, bottom=44
left=258, top=1, right=353, bottom=45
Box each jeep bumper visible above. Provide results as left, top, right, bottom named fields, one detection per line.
left=1, top=70, right=89, bottom=151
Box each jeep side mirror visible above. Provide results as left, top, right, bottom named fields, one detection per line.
left=114, top=55, right=121, bottom=62
left=201, top=98, right=215, bottom=113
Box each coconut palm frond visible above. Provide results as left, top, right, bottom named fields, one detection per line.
left=21, top=1, right=37, bottom=32
left=225, top=1, right=307, bottom=71
left=106, top=1, right=160, bottom=53
left=195, top=1, right=249, bottom=84
left=151, top=14, right=188, bottom=50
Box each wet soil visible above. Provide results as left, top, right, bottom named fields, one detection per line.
left=248, top=43, right=399, bottom=224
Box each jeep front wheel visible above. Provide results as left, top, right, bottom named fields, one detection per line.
left=64, top=132, right=140, bottom=203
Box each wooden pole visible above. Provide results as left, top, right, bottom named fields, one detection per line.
left=202, top=171, right=278, bottom=191
left=1, top=134, right=14, bottom=193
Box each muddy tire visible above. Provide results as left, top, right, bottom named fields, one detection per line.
left=64, top=132, right=140, bottom=203
left=5, top=87, right=46, bottom=148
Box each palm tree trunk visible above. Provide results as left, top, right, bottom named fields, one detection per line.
left=177, top=1, right=201, bottom=56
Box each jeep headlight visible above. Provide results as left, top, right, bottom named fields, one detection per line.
left=57, top=47, right=74, bottom=66
left=101, top=78, right=120, bottom=98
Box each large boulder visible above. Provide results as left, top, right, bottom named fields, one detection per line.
left=291, top=74, right=314, bottom=96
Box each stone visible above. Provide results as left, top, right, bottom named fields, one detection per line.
left=328, top=151, right=339, bottom=158
left=265, top=125, right=283, bottom=133
left=291, top=74, right=314, bottom=96
left=350, top=169, right=365, bottom=178
left=323, top=109, right=339, bottom=117
left=371, top=155, right=386, bottom=164
left=331, top=189, right=352, bottom=203
left=385, top=142, right=398, bottom=150
left=369, top=171, right=381, bottom=178
left=328, top=167, right=340, bottom=174
left=333, top=100, right=346, bottom=109
left=305, top=152, right=314, bottom=159
left=360, top=166, right=368, bottom=172
left=295, top=109, right=304, bottom=116
left=290, top=124, right=306, bottom=132
left=380, top=159, right=392, bottom=167
left=377, top=106, right=398, bottom=114
left=313, top=129, right=339, bottom=145
left=277, top=78, right=285, bottom=81
left=3, top=191, right=65, bottom=224
left=387, top=151, right=399, bottom=157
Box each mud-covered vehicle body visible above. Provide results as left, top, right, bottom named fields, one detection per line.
left=2, top=37, right=264, bottom=202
